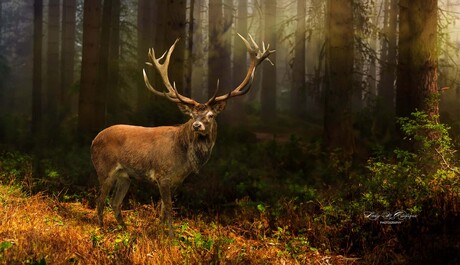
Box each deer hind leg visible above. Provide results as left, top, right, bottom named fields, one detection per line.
left=111, top=170, right=131, bottom=227
left=97, top=173, right=115, bottom=227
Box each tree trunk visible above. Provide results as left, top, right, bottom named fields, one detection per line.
left=378, top=0, right=397, bottom=112
left=229, top=0, right=248, bottom=125
left=106, top=0, right=121, bottom=123
left=60, top=0, right=76, bottom=120
left=261, top=0, right=277, bottom=122
left=32, top=0, right=43, bottom=134
left=185, top=0, right=195, bottom=98
left=305, top=0, right=325, bottom=117
left=96, top=0, right=114, bottom=126
left=0, top=2, right=3, bottom=116
left=291, top=0, right=306, bottom=117
left=166, top=0, right=186, bottom=94
left=136, top=0, right=154, bottom=118
left=208, top=0, right=229, bottom=99
left=218, top=0, right=234, bottom=122
left=46, top=0, right=60, bottom=127
left=191, top=0, right=206, bottom=102
left=323, top=0, right=354, bottom=156
left=78, top=0, right=103, bottom=136
left=396, top=0, right=438, bottom=120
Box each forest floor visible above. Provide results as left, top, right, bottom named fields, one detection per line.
left=0, top=184, right=360, bottom=265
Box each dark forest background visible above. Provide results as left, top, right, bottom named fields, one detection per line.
left=0, top=0, right=459, bottom=264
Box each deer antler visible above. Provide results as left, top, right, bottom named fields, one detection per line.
left=206, top=33, right=275, bottom=105
left=143, top=39, right=198, bottom=106
left=144, top=34, right=274, bottom=106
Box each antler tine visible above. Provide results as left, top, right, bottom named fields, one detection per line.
left=237, top=33, right=252, bottom=50
left=143, top=69, right=167, bottom=97
left=158, top=49, right=168, bottom=62
left=205, top=79, right=221, bottom=105
left=208, top=33, right=275, bottom=104
left=248, top=34, right=259, bottom=50
left=143, top=39, right=198, bottom=106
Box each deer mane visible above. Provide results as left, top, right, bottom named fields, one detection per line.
left=177, top=120, right=216, bottom=173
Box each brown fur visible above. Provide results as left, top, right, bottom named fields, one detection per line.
left=91, top=103, right=222, bottom=235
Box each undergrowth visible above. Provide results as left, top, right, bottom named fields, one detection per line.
left=0, top=111, right=459, bottom=264
left=0, top=184, right=354, bottom=264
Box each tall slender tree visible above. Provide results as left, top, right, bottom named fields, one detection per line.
left=261, top=0, right=277, bottom=122
left=234, top=0, right=248, bottom=84
left=166, top=0, right=186, bottom=94
left=230, top=0, right=248, bottom=124
left=60, top=0, right=76, bottom=119
left=378, top=0, right=397, bottom=112
left=32, top=0, right=43, bottom=134
left=305, top=0, right=325, bottom=115
left=78, top=0, right=103, bottom=136
left=191, top=0, right=207, bottom=102
left=291, top=0, right=306, bottom=116
left=323, top=0, right=354, bottom=155
left=46, top=0, right=60, bottom=127
left=107, top=0, right=120, bottom=122
left=136, top=0, right=155, bottom=117
left=185, top=0, right=195, bottom=98
left=208, top=0, right=231, bottom=99
left=99, top=0, right=120, bottom=124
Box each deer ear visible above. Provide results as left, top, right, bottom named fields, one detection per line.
left=211, top=101, right=227, bottom=114
left=177, top=103, right=193, bottom=115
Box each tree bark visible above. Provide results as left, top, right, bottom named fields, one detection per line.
left=60, top=0, right=76, bottom=120
left=78, top=0, right=103, bottom=136
left=396, top=0, right=438, bottom=120
left=32, top=0, right=43, bottom=134
left=95, top=0, right=121, bottom=125
left=208, top=0, right=231, bottom=100
left=166, top=0, right=186, bottom=94
left=305, top=0, right=325, bottom=116
left=378, top=0, right=397, bottom=112
left=229, top=0, right=248, bottom=124
left=46, top=0, right=60, bottom=127
left=191, top=0, right=206, bottom=102
left=261, top=0, right=277, bottom=122
left=136, top=0, right=154, bottom=117
left=291, top=0, right=306, bottom=117
left=185, top=0, right=195, bottom=98
left=323, top=0, right=354, bottom=156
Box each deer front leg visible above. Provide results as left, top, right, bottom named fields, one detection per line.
left=158, top=178, right=174, bottom=237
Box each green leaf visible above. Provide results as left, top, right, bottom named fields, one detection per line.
left=0, top=241, right=13, bottom=252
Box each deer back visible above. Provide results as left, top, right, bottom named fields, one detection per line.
left=91, top=120, right=216, bottom=186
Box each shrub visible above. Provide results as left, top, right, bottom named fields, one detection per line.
left=363, top=111, right=460, bottom=263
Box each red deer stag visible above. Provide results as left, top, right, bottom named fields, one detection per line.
left=91, top=34, right=274, bottom=233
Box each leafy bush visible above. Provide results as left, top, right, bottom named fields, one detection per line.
left=364, top=111, right=459, bottom=214
left=362, top=111, right=460, bottom=263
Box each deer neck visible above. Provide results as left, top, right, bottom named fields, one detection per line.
left=178, top=120, right=217, bottom=173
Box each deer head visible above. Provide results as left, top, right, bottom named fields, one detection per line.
left=142, top=34, right=275, bottom=136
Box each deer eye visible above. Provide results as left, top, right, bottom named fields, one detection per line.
left=207, top=112, right=215, bottom=119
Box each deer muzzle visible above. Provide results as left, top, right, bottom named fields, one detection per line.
left=192, top=121, right=205, bottom=132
